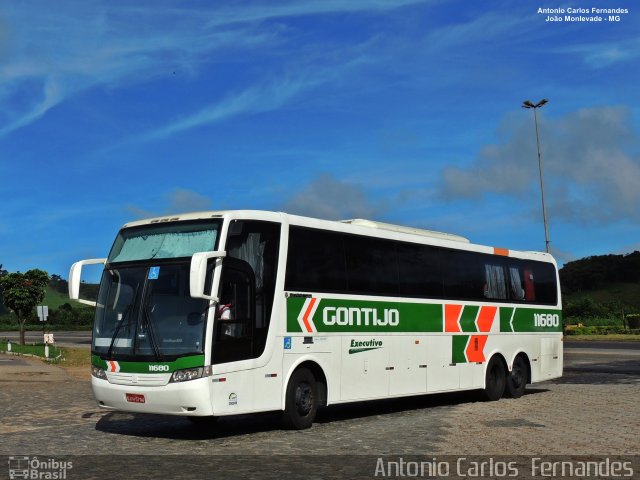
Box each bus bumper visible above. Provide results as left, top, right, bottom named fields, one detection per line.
left=91, top=376, right=214, bottom=416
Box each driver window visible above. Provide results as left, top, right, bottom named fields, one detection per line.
left=211, top=261, right=255, bottom=364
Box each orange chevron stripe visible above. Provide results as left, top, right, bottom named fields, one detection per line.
left=466, top=335, right=488, bottom=362
left=445, top=304, right=463, bottom=332
left=302, top=297, right=317, bottom=333
left=476, top=306, right=497, bottom=332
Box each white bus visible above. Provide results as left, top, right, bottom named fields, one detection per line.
left=69, top=210, right=562, bottom=429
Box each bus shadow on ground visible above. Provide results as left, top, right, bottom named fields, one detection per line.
left=93, top=388, right=549, bottom=440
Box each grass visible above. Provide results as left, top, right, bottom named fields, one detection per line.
left=0, top=340, right=63, bottom=358
left=42, top=287, right=80, bottom=310
left=564, top=334, right=640, bottom=342
left=0, top=340, right=91, bottom=370
left=57, top=346, right=91, bottom=367
left=0, top=286, right=86, bottom=317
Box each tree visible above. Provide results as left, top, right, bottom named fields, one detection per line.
left=0, top=269, right=50, bottom=345
left=0, top=264, right=8, bottom=315
left=48, top=274, right=68, bottom=294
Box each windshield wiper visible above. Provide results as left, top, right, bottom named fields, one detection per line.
left=106, top=304, right=133, bottom=359
left=106, top=282, right=140, bottom=359
left=143, top=304, right=163, bottom=361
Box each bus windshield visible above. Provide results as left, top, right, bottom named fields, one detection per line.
left=92, top=263, right=210, bottom=359
left=108, top=221, right=220, bottom=263
left=93, top=220, right=221, bottom=359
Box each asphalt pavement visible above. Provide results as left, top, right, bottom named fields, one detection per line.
left=1, top=339, right=638, bottom=479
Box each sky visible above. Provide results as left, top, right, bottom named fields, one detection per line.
left=1, top=0, right=639, bottom=279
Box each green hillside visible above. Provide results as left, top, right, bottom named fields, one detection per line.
left=1, top=285, right=94, bottom=330
left=43, top=286, right=82, bottom=310
left=560, top=252, right=640, bottom=330
left=563, top=282, right=640, bottom=312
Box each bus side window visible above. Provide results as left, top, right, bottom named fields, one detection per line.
left=523, top=268, right=536, bottom=301
left=507, top=266, right=526, bottom=301
left=226, top=220, right=281, bottom=358
left=484, top=264, right=507, bottom=300
left=212, top=260, right=255, bottom=364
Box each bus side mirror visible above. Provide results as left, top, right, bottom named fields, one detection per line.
left=190, top=251, right=226, bottom=301
left=68, top=258, right=107, bottom=307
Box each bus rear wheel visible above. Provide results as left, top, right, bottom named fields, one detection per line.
left=282, top=368, right=318, bottom=430
left=505, top=355, right=528, bottom=398
left=482, top=356, right=506, bottom=401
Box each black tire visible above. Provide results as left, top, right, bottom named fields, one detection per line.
left=505, top=355, right=528, bottom=399
left=482, top=356, right=506, bottom=401
left=282, top=368, right=318, bottom=430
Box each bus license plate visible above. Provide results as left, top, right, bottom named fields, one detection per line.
left=126, top=393, right=146, bottom=403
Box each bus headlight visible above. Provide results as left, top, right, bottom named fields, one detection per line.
left=91, top=366, right=108, bottom=380
left=170, top=366, right=212, bottom=383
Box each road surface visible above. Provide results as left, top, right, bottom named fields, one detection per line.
left=1, top=339, right=638, bottom=479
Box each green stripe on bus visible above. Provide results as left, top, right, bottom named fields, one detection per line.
left=287, top=297, right=562, bottom=334
left=91, top=354, right=205, bottom=373
left=287, top=297, right=443, bottom=333
left=510, top=308, right=563, bottom=332
left=452, top=335, right=469, bottom=364
left=92, top=355, right=107, bottom=369
left=500, top=307, right=515, bottom=332
left=459, top=306, right=479, bottom=332
left=499, top=307, right=562, bottom=332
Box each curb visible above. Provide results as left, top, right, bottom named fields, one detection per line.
left=1, top=349, right=63, bottom=361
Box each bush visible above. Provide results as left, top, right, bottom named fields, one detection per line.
left=48, top=303, right=94, bottom=327
left=565, top=326, right=640, bottom=336
left=627, top=314, right=640, bottom=329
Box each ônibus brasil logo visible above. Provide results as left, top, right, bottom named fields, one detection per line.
left=349, top=338, right=383, bottom=354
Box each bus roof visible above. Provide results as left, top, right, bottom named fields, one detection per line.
left=120, top=209, right=556, bottom=265
left=340, top=219, right=470, bottom=243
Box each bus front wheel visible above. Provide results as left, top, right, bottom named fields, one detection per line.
left=482, top=356, right=506, bottom=401
left=282, top=368, right=318, bottom=430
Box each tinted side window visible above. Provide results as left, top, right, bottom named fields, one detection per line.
left=285, top=227, right=346, bottom=292
left=225, top=220, right=281, bottom=358
left=398, top=243, right=444, bottom=298
left=443, top=250, right=485, bottom=300
left=529, top=261, right=558, bottom=305
left=285, top=226, right=558, bottom=305
left=344, top=235, right=398, bottom=296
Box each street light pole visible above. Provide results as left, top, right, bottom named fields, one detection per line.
left=522, top=99, right=550, bottom=253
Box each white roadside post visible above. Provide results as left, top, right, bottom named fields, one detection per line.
left=44, top=334, right=55, bottom=358
left=37, top=306, right=49, bottom=357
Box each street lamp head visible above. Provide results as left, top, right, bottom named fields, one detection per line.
left=523, top=99, right=548, bottom=109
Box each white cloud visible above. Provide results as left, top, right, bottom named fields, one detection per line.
left=0, top=4, right=275, bottom=137
left=439, top=106, right=640, bottom=225
left=0, top=77, right=63, bottom=136
left=143, top=74, right=323, bottom=141
left=127, top=188, right=213, bottom=219
left=203, top=0, right=430, bottom=27
left=0, top=0, right=429, bottom=138
left=557, top=38, right=640, bottom=68
left=281, top=173, right=385, bottom=220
